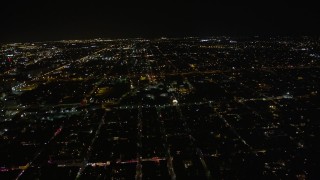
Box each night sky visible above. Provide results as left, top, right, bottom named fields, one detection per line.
left=1, top=0, right=319, bottom=43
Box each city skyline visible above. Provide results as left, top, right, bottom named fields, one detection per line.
left=1, top=1, right=320, bottom=43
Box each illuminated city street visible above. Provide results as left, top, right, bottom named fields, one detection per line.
left=1, top=37, right=320, bottom=179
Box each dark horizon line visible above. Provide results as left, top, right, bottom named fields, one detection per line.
left=2, top=33, right=320, bottom=44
